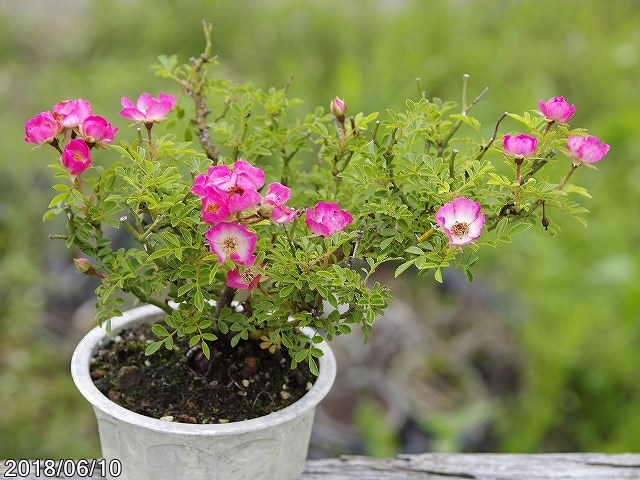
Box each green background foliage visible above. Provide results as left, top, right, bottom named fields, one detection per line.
left=1, top=0, right=639, bottom=457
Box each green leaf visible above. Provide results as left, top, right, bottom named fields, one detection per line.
left=565, top=184, right=592, bottom=198
left=145, top=341, right=163, bottom=356
left=152, top=324, right=169, bottom=337
left=434, top=268, right=443, bottom=283
left=177, top=283, right=195, bottom=297
left=194, top=289, right=205, bottom=312
left=404, top=246, right=423, bottom=255
left=201, top=341, right=210, bottom=359
left=395, top=259, right=416, bottom=277
left=148, top=248, right=175, bottom=260
left=308, top=357, right=319, bottom=376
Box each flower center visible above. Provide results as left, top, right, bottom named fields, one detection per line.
left=451, top=221, right=470, bottom=238
left=241, top=268, right=258, bottom=283
left=222, top=237, right=239, bottom=255
left=205, top=203, right=221, bottom=214
left=73, top=152, right=83, bottom=162
left=227, top=186, right=244, bottom=197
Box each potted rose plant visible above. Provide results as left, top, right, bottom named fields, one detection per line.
left=25, top=23, right=609, bottom=480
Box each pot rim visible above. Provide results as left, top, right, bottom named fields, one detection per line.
left=71, top=304, right=336, bottom=436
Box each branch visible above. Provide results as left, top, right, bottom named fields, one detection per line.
left=476, top=112, right=508, bottom=161
left=186, top=21, right=219, bottom=164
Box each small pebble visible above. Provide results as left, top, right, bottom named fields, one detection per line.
left=218, top=419, right=229, bottom=424
left=209, top=380, right=218, bottom=387
left=90, top=369, right=105, bottom=380
left=160, top=416, right=174, bottom=422
left=144, top=360, right=151, bottom=367
left=93, top=378, right=110, bottom=394
left=306, top=382, right=313, bottom=391
left=280, top=391, right=291, bottom=400
left=282, top=383, right=288, bottom=390
left=176, top=414, right=197, bottom=424
left=107, top=389, right=121, bottom=402
left=113, top=335, right=123, bottom=344
left=242, top=379, right=250, bottom=388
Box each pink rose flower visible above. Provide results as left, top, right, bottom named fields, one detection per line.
left=566, top=135, right=610, bottom=163
left=200, top=190, right=231, bottom=225
left=80, top=115, right=118, bottom=147
left=538, top=96, right=575, bottom=123
left=119, top=92, right=176, bottom=123
left=263, top=182, right=297, bottom=223
left=53, top=99, right=93, bottom=129
left=60, top=139, right=92, bottom=175
left=435, top=197, right=485, bottom=246
left=205, top=222, right=257, bottom=265
left=305, top=201, right=353, bottom=236
left=24, top=111, right=63, bottom=145
left=226, top=265, right=262, bottom=290
left=330, top=97, right=347, bottom=122
left=503, top=133, right=538, bottom=157
left=190, top=160, right=264, bottom=212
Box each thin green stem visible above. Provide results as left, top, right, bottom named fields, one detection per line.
left=417, top=227, right=436, bottom=243
left=448, top=149, right=459, bottom=179
left=557, top=163, right=580, bottom=190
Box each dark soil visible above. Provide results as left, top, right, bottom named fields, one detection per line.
left=90, top=325, right=315, bottom=424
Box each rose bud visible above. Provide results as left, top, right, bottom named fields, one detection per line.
left=24, top=111, right=63, bottom=145
left=330, top=97, right=347, bottom=123
left=60, top=138, right=92, bottom=175
left=73, top=258, right=92, bottom=274
left=538, top=96, right=575, bottom=124
left=503, top=134, right=538, bottom=158
left=80, top=115, right=118, bottom=147
left=566, top=135, right=610, bottom=164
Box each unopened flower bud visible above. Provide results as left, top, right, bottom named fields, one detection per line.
left=330, top=97, right=347, bottom=123
left=258, top=203, right=275, bottom=217
left=74, top=258, right=92, bottom=274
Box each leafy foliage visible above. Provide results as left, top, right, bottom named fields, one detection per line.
left=40, top=25, right=600, bottom=374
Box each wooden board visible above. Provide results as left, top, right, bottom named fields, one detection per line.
left=2, top=454, right=640, bottom=479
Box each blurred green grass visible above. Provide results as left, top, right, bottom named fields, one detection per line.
left=1, top=0, right=639, bottom=457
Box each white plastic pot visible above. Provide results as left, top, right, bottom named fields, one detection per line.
left=71, top=305, right=336, bottom=480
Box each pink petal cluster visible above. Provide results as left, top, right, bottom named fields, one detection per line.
left=566, top=135, right=610, bottom=163
left=53, top=99, right=93, bottom=128
left=60, top=139, right=92, bottom=175
left=503, top=134, right=538, bottom=157
left=435, top=197, right=485, bottom=246
left=191, top=160, right=266, bottom=224
left=538, top=96, right=575, bottom=123
left=24, top=111, right=63, bottom=145
left=263, top=182, right=297, bottom=223
left=25, top=98, right=117, bottom=155
left=306, top=201, right=353, bottom=236
left=80, top=115, right=118, bottom=147
left=120, top=92, right=176, bottom=124
left=205, top=222, right=257, bottom=266
left=226, top=266, right=262, bottom=290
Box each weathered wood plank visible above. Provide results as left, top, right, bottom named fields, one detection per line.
left=2, top=454, right=640, bottom=479
left=301, top=454, right=640, bottom=479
